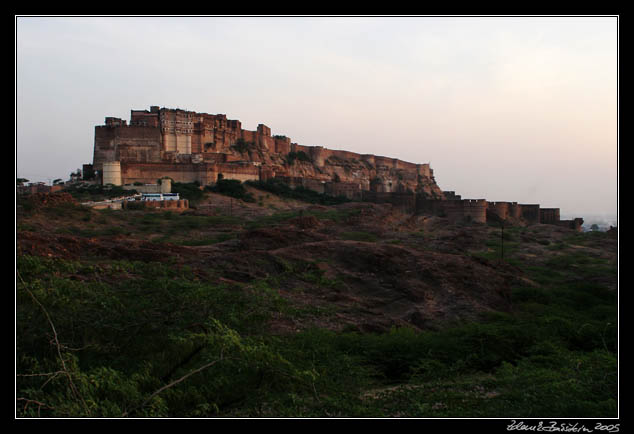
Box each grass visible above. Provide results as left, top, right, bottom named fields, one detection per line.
left=16, top=244, right=617, bottom=417
left=340, top=231, right=379, bottom=242
left=175, top=233, right=237, bottom=246
left=246, top=178, right=350, bottom=206
left=16, top=201, right=618, bottom=418
left=244, top=208, right=361, bottom=230
left=206, top=179, right=256, bottom=203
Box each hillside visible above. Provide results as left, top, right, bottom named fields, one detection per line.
left=16, top=188, right=618, bottom=418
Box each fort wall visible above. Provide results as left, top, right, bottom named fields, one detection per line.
left=279, top=176, right=327, bottom=194
left=94, top=125, right=163, bottom=171
left=274, top=136, right=291, bottom=154
left=122, top=198, right=189, bottom=212
left=119, top=161, right=261, bottom=186
left=121, top=162, right=206, bottom=185
left=508, top=202, right=522, bottom=219
left=441, top=199, right=488, bottom=224
left=325, top=181, right=364, bottom=200
left=520, top=204, right=541, bottom=224
left=540, top=208, right=561, bottom=224
left=487, top=201, right=511, bottom=221
left=415, top=197, right=446, bottom=215
left=443, top=191, right=462, bottom=201
left=89, top=105, right=583, bottom=230
left=130, top=108, right=160, bottom=127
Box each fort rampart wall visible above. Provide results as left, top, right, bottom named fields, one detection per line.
left=120, top=162, right=260, bottom=186
left=90, top=106, right=583, bottom=231
left=94, top=125, right=162, bottom=171
left=441, top=199, right=488, bottom=224
left=122, top=199, right=189, bottom=211
left=520, top=204, right=541, bottom=224
left=487, top=201, right=513, bottom=221
left=540, top=208, right=561, bottom=224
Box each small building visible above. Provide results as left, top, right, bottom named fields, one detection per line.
left=162, top=193, right=180, bottom=201
left=142, top=193, right=164, bottom=201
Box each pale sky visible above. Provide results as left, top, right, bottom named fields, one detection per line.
left=15, top=16, right=618, bottom=218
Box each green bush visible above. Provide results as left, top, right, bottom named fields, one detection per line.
left=286, top=151, right=311, bottom=165
left=170, top=182, right=205, bottom=205
left=62, top=184, right=136, bottom=201
left=245, top=179, right=350, bottom=205
left=15, top=213, right=618, bottom=417
left=206, top=179, right=256, bottom=203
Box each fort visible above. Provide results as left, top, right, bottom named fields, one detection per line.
left=85, top=105, right=583, bottom=230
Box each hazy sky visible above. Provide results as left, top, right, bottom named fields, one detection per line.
left=15, top=16, right=618, bottom=218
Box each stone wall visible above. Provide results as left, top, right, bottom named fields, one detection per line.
left=325, top=181, right=364, bottom=200
left=93, top=106, right=445, bottom=199
left=441, top=199, right=488, bottom=224
left=540, top=208, right=561, bottom=224
left=487, top=201, right=511, bottom=221
left=93, top=124, right=162, bottom=172
left=119, top=161, right=260, bottom=186
left=520, top=204, right=541, bottom=224
left=90, top=105, right=583, bottom=229
left=122, top=199, right=189, bottom=211
left=508, top=202, right=522, bottom=219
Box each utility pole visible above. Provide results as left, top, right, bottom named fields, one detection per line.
left=500, top=219, right=505, bottom=260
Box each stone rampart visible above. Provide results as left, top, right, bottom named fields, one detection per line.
left=487, top=201, right=511, bottom=220
left=441, top=199, right=488, bottom=224
left=540, top=208, right=561, bottom=224
left=89, top=105, right=583, bottom=230
left=508, top=202, right=522, bottom=219
left=122, top=199, right=189, bottom=211
left=94, top=124, right=162, bottom=171
left=325, top=181, right=363, bottom=200
left=94, top=106, right=444, bottom=199
left=520, top=204, right=541, bottom=224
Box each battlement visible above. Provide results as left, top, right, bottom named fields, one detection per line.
left=105, top=117, right=127, bottom=127
left=440, top=199, right=487, bottom=224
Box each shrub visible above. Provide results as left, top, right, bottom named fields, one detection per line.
left=171, top=182, right=205, bottom=205
left=62, top=184, right=137, bottom=201
left=245, top=179, right=350, bottom=205
left=206, top=179, right=256, bottom=203
left=286, top=151, right=311, bottom=165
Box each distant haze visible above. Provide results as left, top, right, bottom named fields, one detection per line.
left=16, top=16, right=618, bottom=219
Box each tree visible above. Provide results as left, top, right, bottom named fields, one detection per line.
left=17, top=178, right=29, bottom=186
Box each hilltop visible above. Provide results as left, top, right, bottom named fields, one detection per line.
left=16, top=186, right=617, bottom=418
